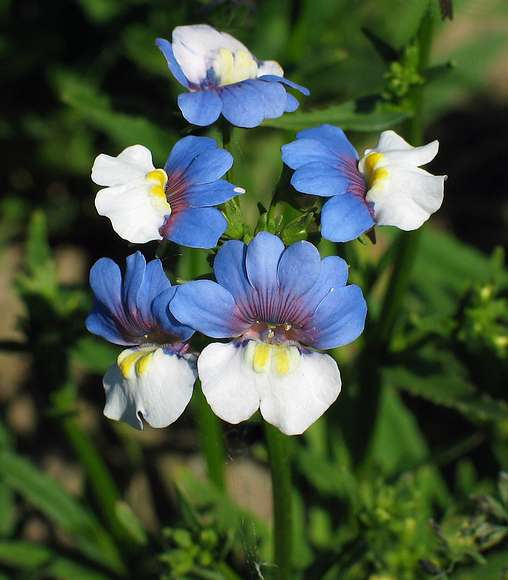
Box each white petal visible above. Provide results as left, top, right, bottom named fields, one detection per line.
left=92, top=145, right=154, bottom=187
left=257, top=60, right=284, bottom=77
left=198, top=342, right=261, bottom=424
left=103, top=347, right=196, bottom=430
left=258, top=351, right=341, bottom=436
left=360, top=131, right=439, bottom=171
left=367, top=166, right=445, bottom=230
left=375, top=130, right=412, bottom=151
left=172, top=25, right=252, bottom=86
left=198, top=341, right=341, bottom=435
left=95, top=180, right=167, bottom=244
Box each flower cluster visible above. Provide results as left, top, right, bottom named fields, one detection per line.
left=87, top=24, right=446, bottom=435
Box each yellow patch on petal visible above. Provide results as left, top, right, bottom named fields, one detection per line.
left=246, top=342, right=301, bottom=376
left=363, top=152, right=389, bottom=189
left=213, top=48, right=258, bottom=86
left=146, top=169, right=171, bottom=214
left=118, top=348, right=157, bottom=379
left=253, top=343, right=272, bottom=373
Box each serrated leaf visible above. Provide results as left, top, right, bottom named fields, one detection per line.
left=0, top=451, right=123, bottom=573
left=384, top=366, right=508, bottom=423
left=263, top=101, right=409, bottom=132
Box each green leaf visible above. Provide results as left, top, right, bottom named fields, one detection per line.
left=384, top=365, right=508, bottom=424
left=0, top=483, right=15, bottom=537
left=0, top=541, right=51, bottom=569
left=263, top=100, right=409, bottom=132
left=114, top=501, right=148, bottom=546
left=0, top=451, right=124, bottom=573
left=55, top=71, right=172, bottom=161
left=71, top=336, right=120, bottom=374
left=47, top=557, right=111, bottom=580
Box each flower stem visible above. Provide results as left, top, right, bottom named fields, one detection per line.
left=192, top=385, right=226, bottom=491
left=342, top=6, right=437, bottom=465
left=265, top=422, right=293, bottom=580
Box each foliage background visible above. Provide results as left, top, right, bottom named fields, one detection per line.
left=1, top=0, right=508, bottom=578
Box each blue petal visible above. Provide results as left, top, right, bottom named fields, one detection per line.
left=178, top=90, right=222, bottom=127
left=89, top=258, right=124, bottom=319
left=219, top=82, right=265, bottom=128
left=122, top=252, right=146, bottom=318
left=277, top=241, right=321, bottom=298
left=321, top=194, right=375, bottom=242
left=156, top=38, right=189, bottom=88
left=245, top=79, right=287, bottom=120
left=307, top=285, right=367, bottom=349
left=285, top=93, right=299, bottom=113
left=296, top=125, right=358, bottom=160
left=299, top=256, right=350, bottom=314
left=245, top=232, right=284, bottom=296
left=165, top=207, right=227, bottom=249
left=282, top=138, right=338, bottom=170
left=184, top=148, right=233, bottom=184
left=85, top=311, right=131, bottom=346
left=136, top=259, right=172, bottom=326
left=151, top=287, right=195, bottom=342
left=291, top=162, right=350, bottom=197
left=165, top=136, right=217, bottom=176
left=169, top=280, right=246, bottom=338
left=258, top=75, right=310, bottom=96
left=213, top=240, right=252, bottom=317
left=184, top=180, right=244, bottom=208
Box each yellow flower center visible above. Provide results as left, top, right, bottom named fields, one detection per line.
left=363, top=152, right=389, bottom=189
left=245, top=341, right=300, bottom=377
left=146, top=169, right=171, bottom=214
left=118, top=347, right=158, bottom=379
left=213, top=48, right=258, bottom=86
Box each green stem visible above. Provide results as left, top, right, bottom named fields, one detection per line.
left=192, top=386, right=226, bottom=491
left=265, top=423, right=292, bottom=580
left=176, top=240, right=228, bottom=492
left=343, top=6, right=437, bottom=465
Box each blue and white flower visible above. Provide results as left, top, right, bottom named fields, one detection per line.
left=86, top=252, right=196, bottom=430
left=282, top=125, right=446, bottom=242
left=156, top=24, right=309, bottom=128
left=167, top=232, right=367, bottom=435
left=92, top=136, right=244, bottom=248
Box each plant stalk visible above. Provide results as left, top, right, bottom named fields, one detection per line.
left=265, top=423, right=293, bottom=580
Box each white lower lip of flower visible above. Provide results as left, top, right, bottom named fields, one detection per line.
left=359, top=133, right=445, bottom=231
left=197, top=341, right=342, bottom=435
left=103, top=346, right=196, bottom=430
left=93, top=145, right=171, bottom=244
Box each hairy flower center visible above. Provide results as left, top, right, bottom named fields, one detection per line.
left=213, top=48, right=258, bottom=86
left=247, top=321, right=302, bottom=345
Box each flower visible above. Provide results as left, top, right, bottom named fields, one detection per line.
left=92, top=136, right=244, bottom=248
left=85, top=251, right=196, bottom=430
left=156, top=24, right=309, bottom=128
left=282, top=125, right=446, bottom=242
left=167, top=232, right=367, bottom=435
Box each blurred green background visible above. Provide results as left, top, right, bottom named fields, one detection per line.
left=2, top=0, right=508, bottom=578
